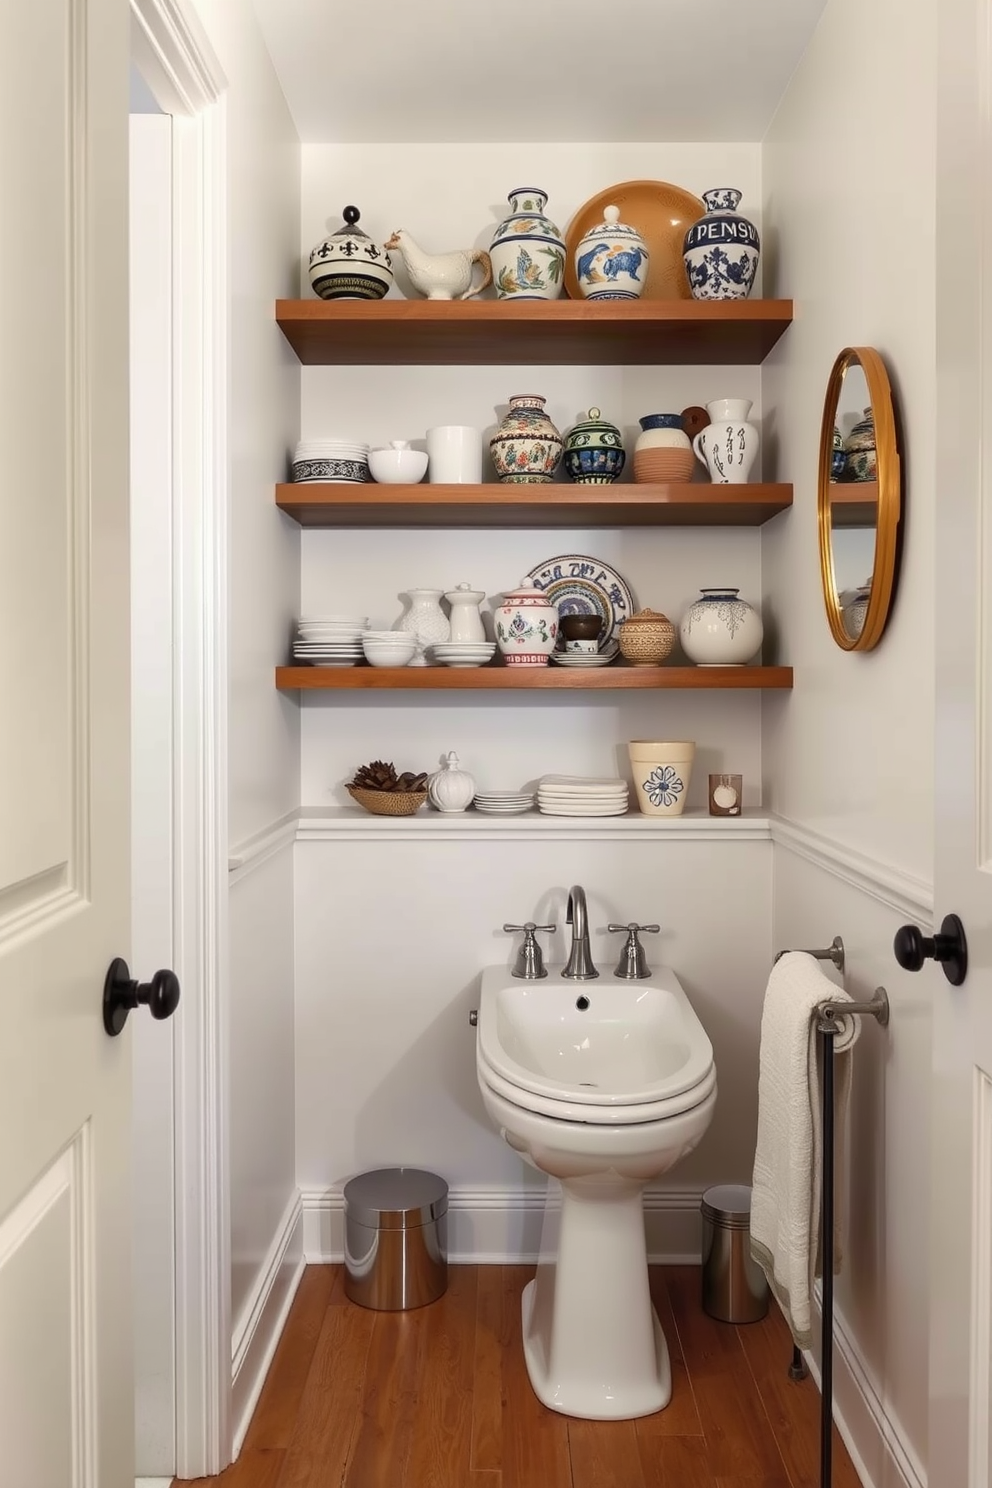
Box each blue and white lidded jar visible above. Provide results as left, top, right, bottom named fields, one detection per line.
left=563, top=408, right=626, bottom=484
left=682, top=189, right=760, bottom=301
left=679, top=588, right=763, bottom=665
left=490, top=188, right=566, bottom=300
left=308, top=206, right=394, bottom=301
left=574, top=206, right=650, bottom=301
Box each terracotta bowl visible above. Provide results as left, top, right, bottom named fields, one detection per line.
left=633, top=448, right=696, bottom=484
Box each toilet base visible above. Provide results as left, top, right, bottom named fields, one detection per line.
left=520, top=1176, right=672, bottom=1420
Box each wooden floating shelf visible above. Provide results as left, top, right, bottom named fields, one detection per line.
left=275, top=298, right=794, bottom=367
left=276, top=481, right=793, bottom=529
left=828, top=479, right=878, bottom=529
left=276, top=665, right=793, bottom=692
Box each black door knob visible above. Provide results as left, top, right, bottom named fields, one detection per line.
left=103, top=957, right=181, bottom=1037
left=893, top=914, right=968, bottom=986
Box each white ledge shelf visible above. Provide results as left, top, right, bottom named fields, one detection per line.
left=294, top=808, right=773, bottom=843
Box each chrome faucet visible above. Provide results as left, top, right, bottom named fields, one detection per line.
left=562, top=886, right=599, bottom=981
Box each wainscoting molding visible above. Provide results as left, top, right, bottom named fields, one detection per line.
left=300, top=1183, right=708, bottom=1266
left=228, top=811, right=299, bottom=884
left=231, top=1192, right=304, bottom=1455
left=804, top=1289, right=926, bottom=1488
left=770, top=815, right=933, bottom=924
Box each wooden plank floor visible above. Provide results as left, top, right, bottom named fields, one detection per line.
left=179, top=1264, right=863, bottom=1488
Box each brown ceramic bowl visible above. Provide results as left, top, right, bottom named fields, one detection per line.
left=560, top=614, right=603, bottom=642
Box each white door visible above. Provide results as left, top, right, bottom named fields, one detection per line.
left=0, top=1, right=136, bottom=1483
left=932, top=0, right=992, bottom=1480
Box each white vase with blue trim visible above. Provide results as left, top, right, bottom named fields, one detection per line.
left=679, top=588, right=763, bottom=665
left=490, top=188, right=566, bottom=300
left=682, top=189, right=760, bottom=301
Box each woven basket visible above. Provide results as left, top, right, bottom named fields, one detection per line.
left=347, top=785, right=429, bottom=817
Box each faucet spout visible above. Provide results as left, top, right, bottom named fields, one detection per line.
left=562, top=886, right=599, bottom=981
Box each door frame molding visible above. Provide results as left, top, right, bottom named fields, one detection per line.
left=130, top=0, right=232, bottom=1475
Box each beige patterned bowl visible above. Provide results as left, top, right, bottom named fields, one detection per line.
left=346, top=786, right=429, bottom=816
left=633, top=448, right=696, bottom=484
left=618, top=609, right=676, bottom=665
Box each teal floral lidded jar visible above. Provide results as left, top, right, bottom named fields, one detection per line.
left=563, top=408, right=626, bottom=484
left=490, top=188, right=566, bottom=301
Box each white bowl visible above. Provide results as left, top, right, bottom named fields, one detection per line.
left=368, top=444, right=429, bottom=485
left=362, top=639, right=417, bottom=667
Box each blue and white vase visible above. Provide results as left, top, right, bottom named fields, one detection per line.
left=679, top=587, right=763, bottom=665
left=682, top=189, right=760, bottom=301
left=490, top=188, right=566, bottom=300
left=574, top=206, right=650, bottom=301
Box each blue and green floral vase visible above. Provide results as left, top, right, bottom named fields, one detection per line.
left=682, top=189, right=760, bottom=301
left=490, top=188, right=566, bottom=301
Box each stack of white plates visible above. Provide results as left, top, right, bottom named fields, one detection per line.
left=537, top=774, right=630, bottom=817
left=551, top=641, right=620, bottom=669
left=473, top=789, right=536, bottom=816
left=293, top=615, right=368, bottom=667
left=430, top=641, right=497, bottom=669
left=291, top=440, right=371, bottom=484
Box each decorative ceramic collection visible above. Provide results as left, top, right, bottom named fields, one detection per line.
left=628, top=741, right=696, bottom=818
left=490, top=189, right=566, bottom=300
left=427, top=752, right=476, bottom=813
left=525, top=553, right=635, bottom=648
left=682, top=189, right=760, bottom=301
left=308, top=207, right=394, bottom=301
left=563, top=180, right=703, bottom=300
left=494, top=581, right=559, bottom=666
left=490, top=396, right=563, bottom=483
left=692, top=398, right=759, bottom=484
left=384, top=229, right=492, bottom=300
left=842, top=408, right=877, bottom=481
left=398, top=588, right=451, bottom=665
left=573, top=206, right=650, bottom=301
left=563, top=408, right=625, bottom=484
left=679, top=588, right=763, bottom=665
left=633, top=415, right=695, bottom=484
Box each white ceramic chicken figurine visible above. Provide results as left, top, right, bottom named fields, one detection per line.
left=385, top=230, right=492, bottom=301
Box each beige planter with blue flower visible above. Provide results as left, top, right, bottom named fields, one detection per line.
left=628, top=741, right=695, bottom=817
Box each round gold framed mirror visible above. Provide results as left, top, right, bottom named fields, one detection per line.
left=817, top=347, right=902, bottom=651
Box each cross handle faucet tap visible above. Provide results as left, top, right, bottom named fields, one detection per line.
left=607, top=922, right=660, bottom=980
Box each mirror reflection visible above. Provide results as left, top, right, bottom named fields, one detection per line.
left=817, top=347, right=901, bottom=651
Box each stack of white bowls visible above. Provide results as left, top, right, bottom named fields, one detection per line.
left=429, top=641, right=497, bottom=668
left=473, top=789, right=536, bottom=816
left=361, top=630, right=418, bottom=667
left=291, top=440, right=371, bottom=484
left=292, top=615, right=368, bottom=668
left=537, top=774, right=630, bottom=817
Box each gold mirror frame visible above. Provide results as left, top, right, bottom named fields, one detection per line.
left=817, top=347, right=902, bottom=651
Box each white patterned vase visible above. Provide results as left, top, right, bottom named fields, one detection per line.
left=490, top=188, right=566, bottom=301
left=398, top=588, right=451, bottom=666
left=308, top=206, right=394, bottom=301
left=680, top=588, right=763, bottom=665
left=494, top=581, right=559, bottom=667
left=692, top=398, right=759, bottom=484
left=490, top=395, right=563, bottom=483
left=574, top=206, right=650, bottom=301
left=682, top=189, right=760, bottom=301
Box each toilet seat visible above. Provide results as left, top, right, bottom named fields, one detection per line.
left=477, top=1045, right=716, bottom=1126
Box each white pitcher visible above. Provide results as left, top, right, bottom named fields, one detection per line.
left=692, top=398, right=759, bottom=484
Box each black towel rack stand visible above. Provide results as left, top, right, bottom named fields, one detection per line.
left=774, top=937, right=890, bottom=1488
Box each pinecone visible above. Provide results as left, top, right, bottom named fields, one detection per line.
left=350, top=760, right=428, bottom=793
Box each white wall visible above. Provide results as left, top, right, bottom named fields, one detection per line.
left=762, top=0, right=936, bottom=1479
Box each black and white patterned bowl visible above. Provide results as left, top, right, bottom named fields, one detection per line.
left=291, top=457, right=371, bottom=484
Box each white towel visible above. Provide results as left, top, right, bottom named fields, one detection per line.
left=750, top=951, right=859, bottom=1348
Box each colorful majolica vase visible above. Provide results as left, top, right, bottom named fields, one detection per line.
left=490, top=395, right=563, bottom=483
left=682, top=189, right=760, bottom=301
left=563, top=407, right=625, bottom=484
left=574, top=206, right=650, bottom=301
left=494, top=581, right=559, bottom=666
left=308, top=206, right=394, bottom=300
left=490, top=188, right=566, bottom=300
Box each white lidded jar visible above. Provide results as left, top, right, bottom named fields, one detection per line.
left=428, top=751, right=476, bottom=813
left=680, top=587, right=763, bottom=665
left=493, top=580, right=559, bottom=666
left=444, top=583, right=486, bottom=642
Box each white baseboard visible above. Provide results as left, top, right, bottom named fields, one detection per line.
left=802, top=1291, right=926, bottom=1488
left=230, top=1191, right=304, bottom=1454
left=300, top=1183, right=707, bottom=1265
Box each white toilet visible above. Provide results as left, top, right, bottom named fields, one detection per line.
left=475, top=963, right=717, bottom=1420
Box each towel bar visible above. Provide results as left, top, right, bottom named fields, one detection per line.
left=792, top=982, right=889, bottom=1488
left=774, top=935, right=846, bottom=972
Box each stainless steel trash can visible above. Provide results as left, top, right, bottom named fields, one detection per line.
left=343, top=1167, right=448, bottom=1311
left=701, top=1183, right=768, bottom=1323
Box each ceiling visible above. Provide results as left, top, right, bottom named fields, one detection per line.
left=251, top=0, right=827, bottom=144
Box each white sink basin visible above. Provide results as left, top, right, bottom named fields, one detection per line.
left=477, top=964, right=714, bottom=1108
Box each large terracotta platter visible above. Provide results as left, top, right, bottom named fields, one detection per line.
left=564, top=180, right=705, bottom=301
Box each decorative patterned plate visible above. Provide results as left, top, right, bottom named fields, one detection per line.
left=563, top=180, right=705, bottom=301
left=524, top=555, right=635, bottom=649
